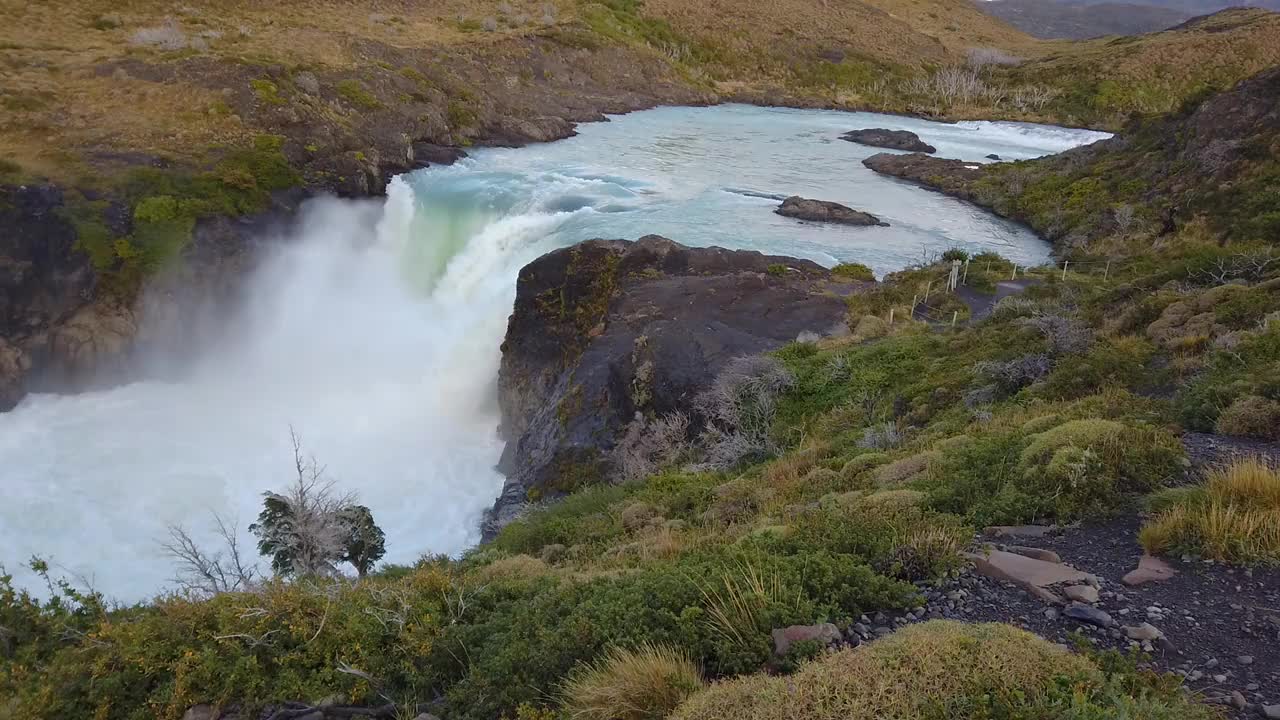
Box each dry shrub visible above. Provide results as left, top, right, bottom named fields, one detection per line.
left=671, top=621, right=1098, bottom=720
left=563, top=642, right=705, bottom=720
left=620, top=502, right=664, bottom=532
left=852, top=314, right=888, bottom=340
left=872, top=452, right=937, bottom=487
left=840, top=453, right=888, bottom=484
left=1215, top=395, right=1280, bottom=440
left=704, top=479, right=770, bottom=526
left=471, top=554, right=553, bottom=583
left=1140, top=458, right=1280, bottom=565
left=617, top=412, right=691, bottom=482
left=856, top=489, right=927, bottom=512
left=695, top=356, right=795, bottom=469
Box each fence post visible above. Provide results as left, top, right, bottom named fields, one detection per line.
left=1103, top=260, right=1111, bottom=281
left=963, top=259, right=970, bottom=285
left=912, top=293, right=918, bottom=310
left=1062, top=260, right=1070, bottom=281
left=924, top=281, right=932, bottom=304
left=952, top=311, right=958, bottom=327
left=1010, top=264, right=1018, bottom=281
left=889, top=308, right=895, bottom=325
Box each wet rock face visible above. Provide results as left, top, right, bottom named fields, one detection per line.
left=0, top=184, right=96, bottom=408
left=775, top=196, right=888, bottom=226
left=0, top=184, right=94, bottom=341
left=841, top=128, right=937, bottom=153
left=489, top=236, right=853, bottom=536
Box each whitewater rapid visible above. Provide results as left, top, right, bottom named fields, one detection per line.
left=0, top=105, right=1109, bottom=600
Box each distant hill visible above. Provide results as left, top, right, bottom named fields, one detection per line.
left=978, top=0, right=1192, bottom=38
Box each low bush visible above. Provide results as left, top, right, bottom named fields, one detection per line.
left=831, top=263, right=875, bottom=281
left=1214, top=395, right=1280, bottom=440
left=1140, top=458, right=1280, bottom=565
left=562, top=643, right=705, bottom=720
left=671, top=621, right=1212, bottom=720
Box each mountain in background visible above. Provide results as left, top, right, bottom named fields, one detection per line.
left=977, top=0, right=1279, bottom=38
left=979, top=0, right=1191, bottom=37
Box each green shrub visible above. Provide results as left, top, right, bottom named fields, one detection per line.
left=831, top=262, right=875, bottom=281
left=1179, top=323, right=1280, bottom=431
left=336, top=79, right=382, bottom=109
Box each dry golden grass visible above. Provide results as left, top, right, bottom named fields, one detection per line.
left=671, top=621, right=1099, bottom=720
left=563, top=642, right=706, bottom=720
left=1140, top=458, right=1280, bottom=565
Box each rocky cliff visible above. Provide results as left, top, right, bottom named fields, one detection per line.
left=864, top=64, right=1280, bottom=253
left=488, top=236, right=857, bottom=534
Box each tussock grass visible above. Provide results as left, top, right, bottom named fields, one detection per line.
left=1140, top=458, right=1280, bottom=565
left=563, top=642, right=705, bottom=720
left=699, top=564, right=796, bottom=653
left=672, top=621, right=1100, bottom=720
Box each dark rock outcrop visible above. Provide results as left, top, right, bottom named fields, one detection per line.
left=489, top=236, right=854, bottom=535
left=775, top=196, right=888, bottom=226
left=841, top=129, right=936, bottom=153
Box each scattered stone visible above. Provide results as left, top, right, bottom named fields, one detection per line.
left=1044, top=607, right=1060, bottom=620
left=1064, top=602, right=1115, bottom=629
left=840, top=128, right=936, bottom=153
left=1232, top=691, right=1248, bottom=710
left=1206, top=658, right=1220, bottom=669
left=1123, top=555, right=1177, bottom=586
left=1124, top=623, right=1163, bottom=641
left=1239, top=655, right=1255, bottom=665
left=1064, top=585, right=1100, bottom=604
left=775, top=196, right=888, bottom=226
left=771, top=623, right=841, bottom=656
left=1214, top=674, right=1228, bottom=684
left=1263, top=706, right=1280, bottom=720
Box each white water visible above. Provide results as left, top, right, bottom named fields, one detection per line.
left=0, top=105, right=1108, bottom=601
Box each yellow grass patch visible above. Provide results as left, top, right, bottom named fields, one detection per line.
left=1140, top=458, right=1280, bottom=565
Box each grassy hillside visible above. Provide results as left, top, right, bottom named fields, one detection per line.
left=3, top=0, right=1279, bottom=188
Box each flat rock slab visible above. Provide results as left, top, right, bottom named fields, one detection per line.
left=841, top=128, right=936, bottom=153
left=985, top=525, right=1055, bottom=538
left=1122, top=555, right=1177, bottom=586
left=964, top=549, right=1094, bottom=603
left=775, top=196, right=887, bottom=226
left=1001, top=544, right=1062, bottom=563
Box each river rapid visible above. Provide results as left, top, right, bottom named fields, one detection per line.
left=0, top=105, right=1109, bottom=600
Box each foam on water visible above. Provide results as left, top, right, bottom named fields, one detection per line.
left=0, top=105, right=1108, bottom=600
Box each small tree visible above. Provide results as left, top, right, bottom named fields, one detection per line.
left=249, top=430, right=387, bottom=578
left=340, top=505, right=386, bottom=577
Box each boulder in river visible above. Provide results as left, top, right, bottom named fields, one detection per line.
left=841, top=128, right=936, bottom=153
left=488, top=236, right=855, bottom=536
left=775, top=196, right=888, bottom=227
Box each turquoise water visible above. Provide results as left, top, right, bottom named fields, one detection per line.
left=0, top=105, right=1107, bottom=600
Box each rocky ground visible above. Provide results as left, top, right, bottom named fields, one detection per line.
left=808, top=516, right=1280, bottom=719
